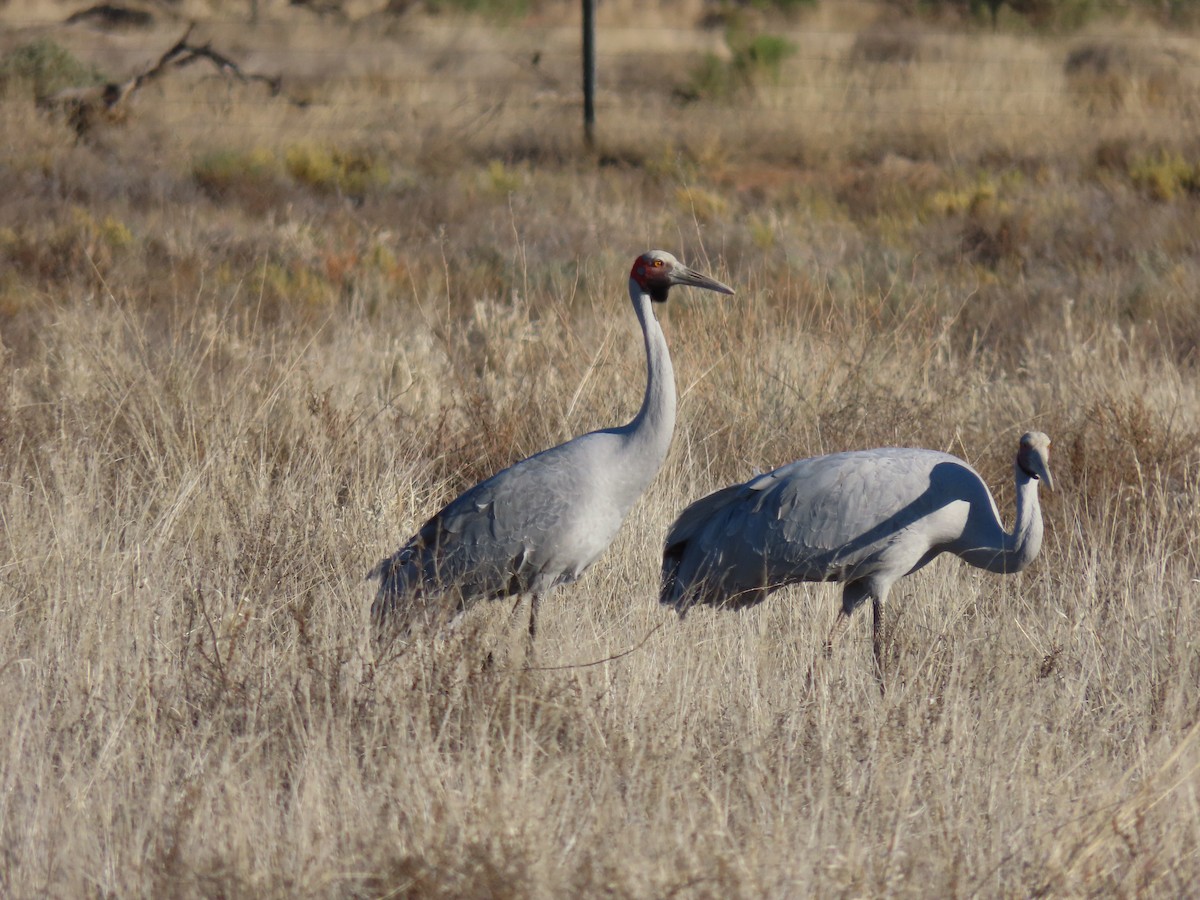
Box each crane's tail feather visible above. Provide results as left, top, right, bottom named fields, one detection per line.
left=664, top=483, right=745, bottom=548
left=366, top=556, right=389, bottom=582
left=368, top=547, right=439, bottom=636
left=660, top=482, right=748, bottom=611
left=659, top=541, right=688, bottom=611
left=369, top=546, right=478, bottom=643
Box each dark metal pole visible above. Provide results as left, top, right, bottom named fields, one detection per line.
left=582, top=0, right=595, bottom=149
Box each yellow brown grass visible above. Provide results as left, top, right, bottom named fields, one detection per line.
left=2, top=3, right=1200, bottom=896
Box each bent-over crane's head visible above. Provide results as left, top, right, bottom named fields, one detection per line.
left=630, top=250, right=734, bottom=303
left=1017, top=431, right=1053, bottom=491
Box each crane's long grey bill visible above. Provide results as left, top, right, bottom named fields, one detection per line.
left=678, top=267, right=734, bottom=295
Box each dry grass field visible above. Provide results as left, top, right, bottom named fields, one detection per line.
left=2, top=0, right=1200, bottom=895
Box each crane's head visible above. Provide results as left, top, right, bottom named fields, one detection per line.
left=630, top=250, right=734, bottom=303
left=1017, top=431, right=1053, bottom=491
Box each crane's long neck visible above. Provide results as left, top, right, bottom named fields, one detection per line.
left=958, top=463, right=1044, bottom=574
left=619, top=279, right=676, bottom=469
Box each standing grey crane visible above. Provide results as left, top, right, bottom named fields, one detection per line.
left=660, top=432, right=1053, bottom=678
left=371, top=250, right=734, bottom=641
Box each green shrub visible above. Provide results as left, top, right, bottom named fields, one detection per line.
left=285, top=145, right=389, bottom=199
left=930, top=178, right=1000, bottom=216
left=483, top=160, right=521, bottom=195
left=0, top=39, right=105, bottom=101
left=681, top=28, right=795, bottom=102
left=706, top=0, right=816, bottom=22
left=194, top=148, right=279, bottom=194
left=1128, top=152, right=1200, bottom=202
left=423, top=0, right=528, bottom=20
left=762, top=0, right=816, bottom=10
left=736, top=34, right=794, bottom=79
left=684, top=54, right=737, bottom=103
left=917, top=0, right=1100, bottom=30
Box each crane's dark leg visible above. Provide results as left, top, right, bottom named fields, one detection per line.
left=811, top=582, right=870, bottom=691
left=528, top=593, right=542, bottom=642
left=507, top=593, right=542, bottom=639
left=872, top=596, right=888, bottom=695
left=830, top=580, right=872, bottom=657
left=504, top=595, right=542, bottom=667
left=824, top=611, right=851, bottom=656
left=808, top=607, right=850, bottom=693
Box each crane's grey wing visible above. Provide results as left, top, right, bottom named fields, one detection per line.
left=659, top=464, right=827, bottom=609
left=371, top=446, right=577, bottom=628
left=661, top=483, right=749, bottom=606
left=769, top=450, right=957, bottom=558
left=661, top=448, right=967, bottom=609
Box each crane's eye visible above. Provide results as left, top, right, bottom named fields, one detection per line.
left=652, top=259, right=663, bottom=268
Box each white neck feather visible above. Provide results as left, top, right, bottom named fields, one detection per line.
left=617, top=278, right=676, bottom=471
left=958, top=463, right=1044, bottom=574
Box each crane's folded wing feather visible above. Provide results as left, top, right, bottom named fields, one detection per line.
left=763, top=450, right=971, bottom=564
left=376, top=446, right=581, bottom=600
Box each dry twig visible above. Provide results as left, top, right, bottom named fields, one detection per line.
left=43, top=24, right=283, bottom=137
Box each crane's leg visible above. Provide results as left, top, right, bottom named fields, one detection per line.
left=504, top=594, right=543, bottom=665
left=829, top=580, right=872, bottom=656
left=508, top=593, right=542, bottom=638
left=808, top=608, right=850, bottom=693
left=812, top=583, right=869, bottom=691
left=528, top=593, right=542, bottom=642
left=824, top=611, right=851, bottom=656
left=872, top=596, right=888, bottom=695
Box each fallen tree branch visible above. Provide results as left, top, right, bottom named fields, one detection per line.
left=43, top=24, right=283, bottom=138
left=169, top=38, right=283, bottom=96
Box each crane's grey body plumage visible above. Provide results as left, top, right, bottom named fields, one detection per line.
left=373, top=430, right=656, bottom=626
left=371, top=250, right=733, bottom=638
left=661, top=433, right=1053, bottom=679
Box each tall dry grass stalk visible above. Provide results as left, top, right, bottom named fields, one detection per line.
left=2, top=3, right=1200, bottom=895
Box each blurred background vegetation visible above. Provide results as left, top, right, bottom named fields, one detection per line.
left=3, top=1, right=1200, bottom=896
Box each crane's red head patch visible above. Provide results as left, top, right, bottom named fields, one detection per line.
left=631, top=252, right=673, bottom=302
left=631, top=254, right=666, bottom=283
left=628, top=250, right=731, bottom=304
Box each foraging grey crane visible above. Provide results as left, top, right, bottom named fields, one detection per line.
left=371, top=250, right=734, bottom=640
left=660, top=432, right=1053, bottom=678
